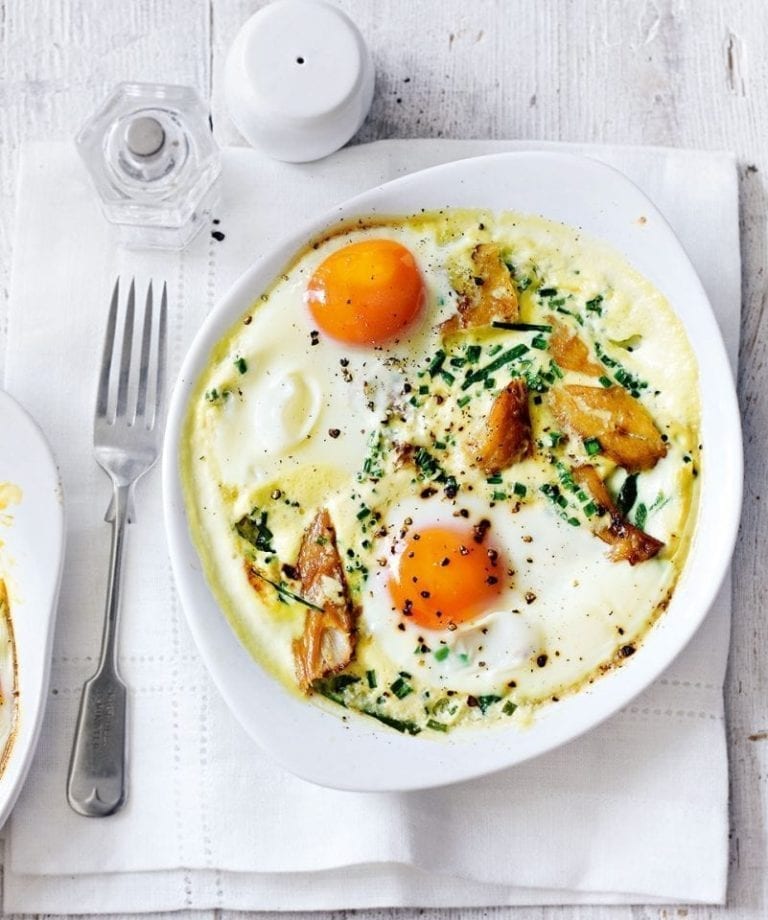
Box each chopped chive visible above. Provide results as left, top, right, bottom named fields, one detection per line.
left=525, top=371, right=546, bottom=391
left=332, top=674, right=360, bottom=691
left=585, top=294, right=604, bottom=315
left=538, top=287, right=558, bottom=297
left=557, top=464, right=578, bottom=492
left=415, top=447, right=441, bottom=478
left=357, top=506, right=371, bottom=520
left=486, top=473, right=503, bottom=484
left=616, top=473, right=638, bottom=517
left=234, top=356, right=248, bottom=374
left=409, top=395, right=420, bottom=406
left=319, top=687, right=347, bottom=707
left=476, top=694, right=502, bottom=714
left=439, top=370, right=456, bottom=385
left=205, top=387, right=230, bottom=404
left=492, top=491, right=507, bottom=501
left=390, top=677, right=413, bottom=699
left=427, top=719, right=448, bottom=732
left=599, top=375, right=613, bottom=388
left=513, top=482, right=527, bottom=497
left=235, top=509, right=275, bottom=553
left=449, top=356, right=467, bottom=368
left=584, top=437, right=602, bottom=456
left=249, top=571, right=323, bottom=612
left=419, top=384, right=429, bottom=394
left=434, top=646, right=450, bottom=662
left=434, top=440, right=446, bottom=450
left=634, top=502, right=648, bottom=529
left=615, top=367, right=648, bottom=393
left=366, top=669, right=378, bottom=689
left=550, top=297, right=566, bottom=307
left=597, top=345, right=618, bottom=368
left=465, top=345, right=482, bottom=362
left=503, top=700, right=518, bottom=716
left=567, top=516, right=580, bottom=526
left=428, top=349, right=446, bottom=376
left=532, top=335, right=548, bottom=350
left=583, top=501, right=597, bottom=517
left=491, top=321, right=552, bottom=332
left=461, top=344, right=530, bottom=390
left=362, top=709, right=421, bottom=735
left=488, top=343, right=503, bottom=356
left=457, top=394, right=471, bottom=408
left=484, top=377, right=496, bottom=389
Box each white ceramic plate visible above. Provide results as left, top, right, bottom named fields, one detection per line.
left=163, top=152, right=742, bottom=791
left=0, top=389, right=64, bottom=821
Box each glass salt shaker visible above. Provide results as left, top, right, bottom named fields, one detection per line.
left=76, top=83, right=221, bottom=250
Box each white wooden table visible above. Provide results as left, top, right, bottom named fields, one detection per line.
left=1, top=1, right=766, bottom=917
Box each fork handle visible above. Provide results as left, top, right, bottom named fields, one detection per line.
left=67, top=483, right=130, bottom=817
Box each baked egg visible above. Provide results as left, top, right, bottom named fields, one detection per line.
left=181, top=210, right=700, bottom=736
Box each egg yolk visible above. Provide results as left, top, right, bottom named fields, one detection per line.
left=389, top=526, right=504, bottom=631
left=305, top=239, right=425, bottom=345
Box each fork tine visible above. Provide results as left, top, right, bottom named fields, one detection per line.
left=146, top=282, right=168, bottom=430
left=115, top=279, right=136, bottom=419
left=135, top=282, right=154, bottom=421
left=96, top=279, right=120, bottom=419
left=158, top=283, right=168, bottom=406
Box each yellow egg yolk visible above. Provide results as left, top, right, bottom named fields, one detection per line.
left=305, top=239, right=425, bottom=345
left=389, top=526, right=505, bottom=631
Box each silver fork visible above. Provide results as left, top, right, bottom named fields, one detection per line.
left=67, top=278, right=167, bottom=817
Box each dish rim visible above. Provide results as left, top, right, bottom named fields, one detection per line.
left=0, top=388, right=65, bottom=823
left=163, top=150, right=742, bottom=791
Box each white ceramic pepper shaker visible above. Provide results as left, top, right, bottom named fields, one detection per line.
left=224, top=0, right=375, bottom=163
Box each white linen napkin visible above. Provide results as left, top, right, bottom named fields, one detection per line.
left=1, top=139, right=740, bottom=913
